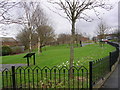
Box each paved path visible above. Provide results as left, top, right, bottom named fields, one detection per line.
left=101, top=65, right=119, bottom=88
left=101, top=42, right=120, bottom=89
left=0, top=64, right=27, bottom=72
left=82, top=43, right=93, bottom=46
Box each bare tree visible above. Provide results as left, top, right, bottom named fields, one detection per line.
left=57, top=33, right=71, bottom=44
left=0, top=1, right=23, bottom=37
left=36, top=25, right=55, bottom=53
left=75, top=28, right=83, bottom=47
left=16, top=28, right=37, bottom=50
left=16, top=25, right=55, bottom=52
left=0, top=1, right=21, bottom=24
left=48, top=0, right=112, bottom=76
left=0, top=1, right=38, bottom=51
left=95, top=20, right=109, bottom=47
left=19, top=2, right=48, bottom=52
left=31, top=4, right=50, bottom=54
left=96, top=20, right=108, bottom=40
left=0, top=1, right=53, bottom=53
left=15, top=2, right=51, bottom=53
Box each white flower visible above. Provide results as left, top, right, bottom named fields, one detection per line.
left=66, top=61, right=69, bottom=64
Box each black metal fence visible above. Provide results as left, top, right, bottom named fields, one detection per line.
left=2, top=66, right=89, bottom=89
left=90, top=56, right=110, bottom=87
left=109, top=49, right=119, bottom=71
left=107, top=41, right=119, bottom=71
left=90, top=42, right=119, bottom=88
left=107, top=42, right=119, bottom=49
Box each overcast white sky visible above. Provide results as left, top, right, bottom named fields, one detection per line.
left=0, top=0, right=119, bottom=38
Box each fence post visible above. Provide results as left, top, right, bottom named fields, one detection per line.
left=12, top=66, right=16, bottom=89
left=109, top=52, right=112, bottom=71
left=27, top=57, right=29, bottom=66
left=89, top=61, right=93, bottom=90
left=33, top=54, right=35, bottom=65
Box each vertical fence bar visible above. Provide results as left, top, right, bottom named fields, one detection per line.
left=28, top=69, right=30, bottom=88
left=86, top=69, right=89, bottom=88
left=54, top=69, right=56, bottom=89
left=24, top=70, right=26, bottom=88
left=45, top=69, right=47, bottom=88
left=32, top=70, right=34, bottom=89
left=72, top=69, right=74, bottom=88
left=63, top=69, right=65, bottom=89
left=19, top=69, right=22, bottom=88
left=81, top=69, right=84, bottom=89
left=58, top=70, right=61, bottom=83
left=89, top=61, right=93, bottom=90
left=6, top=71, right=8, bottom=88
left=50, top=70, right=52, bottom=88
left=33, top=54, right=35, bottom=65
left=12, top=66, right=16, bottom=89
left=27, top=57, right=29, bottom=66
left=36, top=69, right=39, bottom=88
left=109, top=52, right=112, bottom=71
left=77, top=70, right=79, bottom=89
left=2, top=72, right=5, bottom=88
left=41, top=70, right=43, bottom=89
left=68, top=70, right=70, bottom=88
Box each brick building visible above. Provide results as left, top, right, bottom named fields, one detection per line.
left=0, top=37, right=21, bottom=46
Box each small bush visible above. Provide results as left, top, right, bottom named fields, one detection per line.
left=2, top=46, right=12, bottom=56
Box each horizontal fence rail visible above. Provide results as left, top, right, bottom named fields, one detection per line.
left=2, top=66, right=89, bottom=89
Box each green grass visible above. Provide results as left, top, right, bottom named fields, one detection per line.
left=1, top=43, right=115, bottom=68
left=1, top=43, right=116, bottom=88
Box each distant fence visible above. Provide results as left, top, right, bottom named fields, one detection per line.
left=90, top=56, right=110, bottom=87
left=107, top=42, right=119, bottom=70
left=89, top=42, right=119, bottom=88
left=107, top=41, right=119, bottom=50
left=2, top=66, right=88, bottom=89
left=2, top=42, right=119, bottom=89
left=109, top=49, right=119, bottom=71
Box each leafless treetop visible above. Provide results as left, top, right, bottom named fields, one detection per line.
left=48, top=0, right=113, bottom=23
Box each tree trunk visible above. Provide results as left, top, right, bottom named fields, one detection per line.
left=69, top=20, right=75, bottom=78
left=40, top=46, right=42, bottom=53
left=38, top=36, right=41, bottom=54
left=29, top=34, right=32, bottom=52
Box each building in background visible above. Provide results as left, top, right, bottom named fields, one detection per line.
left=0, top=37, right=22, bottom=46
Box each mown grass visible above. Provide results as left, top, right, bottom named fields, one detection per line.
left=1, top=43, right=116, bottom=88
left=1, top=43, right=115, bottom=68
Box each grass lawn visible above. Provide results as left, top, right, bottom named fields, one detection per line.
left=1, top=43, right=115, bottom=68
left=1, top=43, right=116, bottom=88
